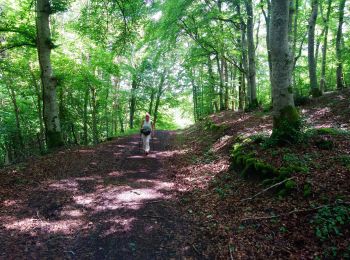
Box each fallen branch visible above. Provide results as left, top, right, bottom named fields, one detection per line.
left=241, top=201, right=350, bottom=223
left=192, top=244, right=201, bottom=256
left=228, top=244, right=234, bottom=260
left=142, top=215, right=166, bottom=220
left=241, top=177, right=296, bottom=202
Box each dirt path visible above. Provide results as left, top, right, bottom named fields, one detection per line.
left=0, top=131, right=194, bottom=259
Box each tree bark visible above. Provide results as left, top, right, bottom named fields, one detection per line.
left=336, top=0, right=346, bottom=89
left=308, top=0, right=321, bottom=97
left=216, top=54, right=225, bottom=111
left=261, top=0, right=272, bottom=100
left=36, top=0, right=63, bottom=148
left=129, top=74, right=137, bottom=129
left=245, top=0, right=258, bottom=108
left=270, top=0, right=299, bottom=140
left=90, top=85, right=98, bottom=144
left=207, top=55, right=215, bottom=114
left=6, top=82, right=24, bottom=153
left=83, top=87, right=89, bottom=145
left=292, top=0, right=299, bottom=90
left=153, top=70, right=166, bottom=125
left=320, top=0, right=332, bottom=92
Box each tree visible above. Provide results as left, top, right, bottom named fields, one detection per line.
left=320, top=0, right=332, bottom=92
left=270, top=0, right=299, bottom=142
left=35, top=0, right=63, bottom=148
left=308, top=0, right=322, bottom=97
left=244, top=0, right=258, bottom=108
left=336, top=0, right=346, bottom=89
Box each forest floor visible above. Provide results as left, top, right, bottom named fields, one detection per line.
left=0, top=89, right=349, bottom=259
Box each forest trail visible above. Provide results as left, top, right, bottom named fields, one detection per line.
left=0, top=131, right=195, bottom=259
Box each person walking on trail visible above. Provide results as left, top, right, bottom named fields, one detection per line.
left=140, top=113, right=155, bottom=155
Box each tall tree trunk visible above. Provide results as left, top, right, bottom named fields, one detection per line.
left=153, top=71, right=166, bottom=125
left=320, top=0, right=332, bottom=92
left=238, top=68, right=245, bottom=110
left=104, top=89, right=109, bottom=139
left=270, top=0, right=299, bottom=140
left=262, top=0, right=272, bottom=101
left=36, top=0, right=63, bottom=148
left=237, top=3, right=249, bottom=109
left=207, top=55, right=215, bottom=114
left=6, top=83, right=24, bottom=154
left=83, top=87, right=89, bottom=145
left=308, top=0, right=321, bottom=97
left=90, top=85, right=98, bottom=144
left=336, top=0, right=346, bottom=89
left=224, top=60, right=229, bottom=110
left=148, top=88, right=156, bottom=114
left=216, top=55, right=225, bottom=111
left=30, top=68, right=45, bottom=145
left=245, top=0, right=258, bottom=108
left=292, top=0, right=299, bottom=90
left=191, top=69, right=198, bottom=121
left=129, top=74, right=137, bottom=129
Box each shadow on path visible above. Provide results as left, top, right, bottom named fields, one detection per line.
left=0, top=131, right=195, bottom=259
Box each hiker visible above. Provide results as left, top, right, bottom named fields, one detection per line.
left=140, top=113, right=155, bottom=155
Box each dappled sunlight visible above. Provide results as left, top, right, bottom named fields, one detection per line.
left=78, top=149, right=95, bottom=154
left=2, top=199, right=19, bottom=207
left=4, top=217, right=84, bottom=235
left=102, top=217, right=136, bottom=237
left=48, top=179, right=79, bottom=192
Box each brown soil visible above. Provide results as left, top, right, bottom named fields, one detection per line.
left=0, top=131, right=196, bottom=259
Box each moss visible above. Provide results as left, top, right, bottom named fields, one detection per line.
left=272, top=105, right=301, bottom=144
left=285, top=180, right=297, bottom=189
left=46, top=130, right=64, bottom=149
left=303, top=183, right=312, bottom=197
left=311, top=88, right=322, bottom=98
left=315, top=138, right=334, bottom=150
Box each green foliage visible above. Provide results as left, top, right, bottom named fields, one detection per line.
left=315, top=138, right=334, bottom=150
left=333, top=155, right=350, bottom=170
left=312, top=204, right=350, bottom=242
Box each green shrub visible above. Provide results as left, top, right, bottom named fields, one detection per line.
left=312, top=204, right=350, bottom=242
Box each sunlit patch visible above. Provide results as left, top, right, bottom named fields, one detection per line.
left=102, top=217, right=136, bottom=237
left=60, top=208, right=84, bottom=218
left=48, top=179, right=79, bottom=191
left=2, top=199, right=18, bottom=207
left=78, top=149, right=94, bottom=153
left=4, top=218, right=83, bottom=235
left=144, top=224, right=155, bottom=233
left=75, top=176, right=99, bottom=181
left=74, top=194, right=94, bottom=206
left=108, top=171, right=123, bottom=177
left=212, top=135, right=233, bottom=152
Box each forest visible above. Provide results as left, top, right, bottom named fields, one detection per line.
left=0, top=0, right=349, bottom=258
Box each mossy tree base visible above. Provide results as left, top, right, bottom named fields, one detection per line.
left=272, top=106, right=301, bottom=144
left=46, top=131, right=64, bottom=149
left=311, top=88, right=323, bottom=98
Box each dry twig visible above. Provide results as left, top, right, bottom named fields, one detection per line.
left=241, top=177, right=296, bottom=202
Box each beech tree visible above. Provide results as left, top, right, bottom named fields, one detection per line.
left=270, top=0, right=299, bottom=141
left=36, top=0, right=63, bottom=148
